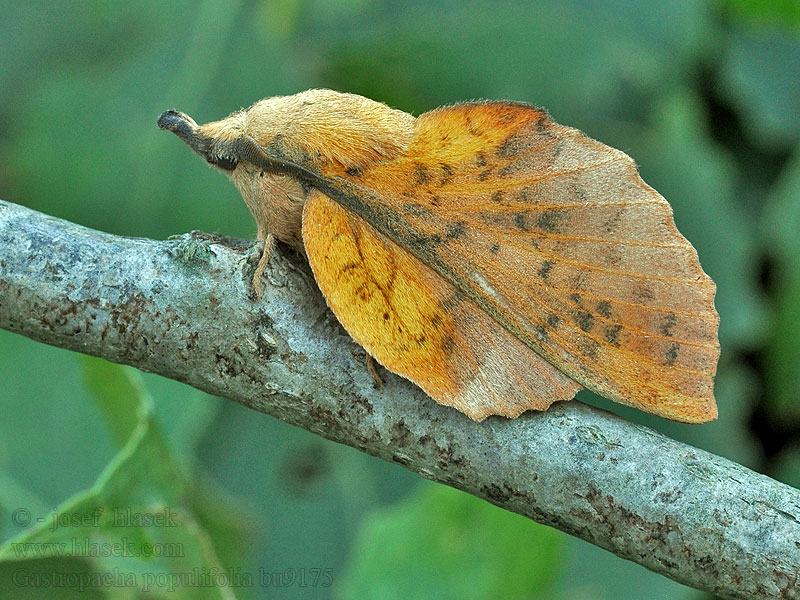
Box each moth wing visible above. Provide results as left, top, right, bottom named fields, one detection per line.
left=319, top=102, right=719, bottom=423
left=302, top=190, right=582, bottom=420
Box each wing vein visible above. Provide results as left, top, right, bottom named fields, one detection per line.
left=510, top=156, right=626, bottom=185
left=476, top=311, right=535, bottom=401
left=493, top=237, right=706, bottom=284
left=443, top=200, right=654, bottom=213
left=349, top=217, right=405, bottom=327
left=496, top=231, right=687, bottom=249
left=459, top=323, right=507, bottom=411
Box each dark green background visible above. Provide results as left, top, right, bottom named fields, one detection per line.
left=1, top=1, right=798, bottom=598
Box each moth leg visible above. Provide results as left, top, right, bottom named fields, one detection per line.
left=252, top=233, right=276, bottom=300
left=366, top=355, right=384, bottom=389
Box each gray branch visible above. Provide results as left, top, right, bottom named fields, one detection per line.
left=0, top=198, right=798, bottom=599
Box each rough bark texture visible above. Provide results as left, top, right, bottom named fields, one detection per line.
left=0, top=199, right=798, bottom=599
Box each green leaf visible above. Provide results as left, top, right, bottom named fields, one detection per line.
left=138, top=373, right=222, bottom=469
left=335, top=482, right=565, bottom=600
left=0, top=358, right=248, bottom=599
left=81, top=358, right=145, bottom=447
left=0, top=331, right=116, bottom=529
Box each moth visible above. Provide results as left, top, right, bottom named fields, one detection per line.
left=158, top=89, right=719, bottom=423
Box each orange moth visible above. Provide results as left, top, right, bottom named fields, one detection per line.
left=158, top=89, right=719, bottom=423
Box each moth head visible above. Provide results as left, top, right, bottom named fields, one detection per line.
left=158, top=89, right=415, bottom=178
left=158, top=90, right=415, bottom=250
left=157, top=109, right=242, bottom=172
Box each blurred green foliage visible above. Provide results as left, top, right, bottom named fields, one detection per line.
left=0, top=1, right=798, bottom=598
left=336, top=484, right=564, bottom=599
left=0, top=358, right=248, bottom=600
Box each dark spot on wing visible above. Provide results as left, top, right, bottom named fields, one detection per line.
left=465, top=114, right=482, bottom=136
left=570, top=182, right=586, bottom=201
left=497, top=132, right=531, bottom=158
left=536, top=210, right=567, bottom=232
left=535, top=117, right=555, bottom=138
left=547, top=314, right=561, bottom=328
left=580, top=339, right=600, bottom=358
left=603, top=246, right=623, bottom=266
left=406, top=232, right=443, bottom=253
left=498, top=164, right=516, bottom=177
left=354, top=283, right=371, bottom=302
left=446, top=221, right=467, bottom=240
left=430, top=195, right=441, bottom=207
left=492, top=190, right=505, bottom=203
left=475, top=152, right=487, bottom=167
left=514, top=213, right=529, bottom=231
left=604, top=324, right=622, bottom=346
left=569, top=293, right=582, bottom=305
left=497, top=109, right=517, bottom=124
left=572, top=310, right=595, bottom=332
left=571, top=271, right=589, bottom=291
left=341, top=262, right=359, bottom=273
left=490, top=244, right=500, bottom=254
left=439, top=163, right=454, bottom=186
left=478, top=168, right=493, bottom=181
left=383, top=312, right=389, bottom=320
left=634, top=286, right=655, bottom=303
left=534, top=324, right=548, bottom=342
left=413, top=163, right=429, bottom=185
left=604, top=209, right=623, bottom=233
left=660, top=314, right=677, bottom=337
left=665, top=343, right=679, bottom=366
left=518, top=186, right=537, bottom=203
left=346, top=166, right=362, bottom=177
left=538, top=260, right=553, bottom=280
left=442, top=334, right=456, bottom=353
left=431, top=314, right=444, bottom=329
left=597, top=301, right=612, bottom=319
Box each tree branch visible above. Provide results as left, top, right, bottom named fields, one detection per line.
left=0, top=198, right=798, bottom=600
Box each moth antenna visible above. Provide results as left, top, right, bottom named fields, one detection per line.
left=157, top=110, right=201, bottom=148
left=157, top=110, right=238, bottom=171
